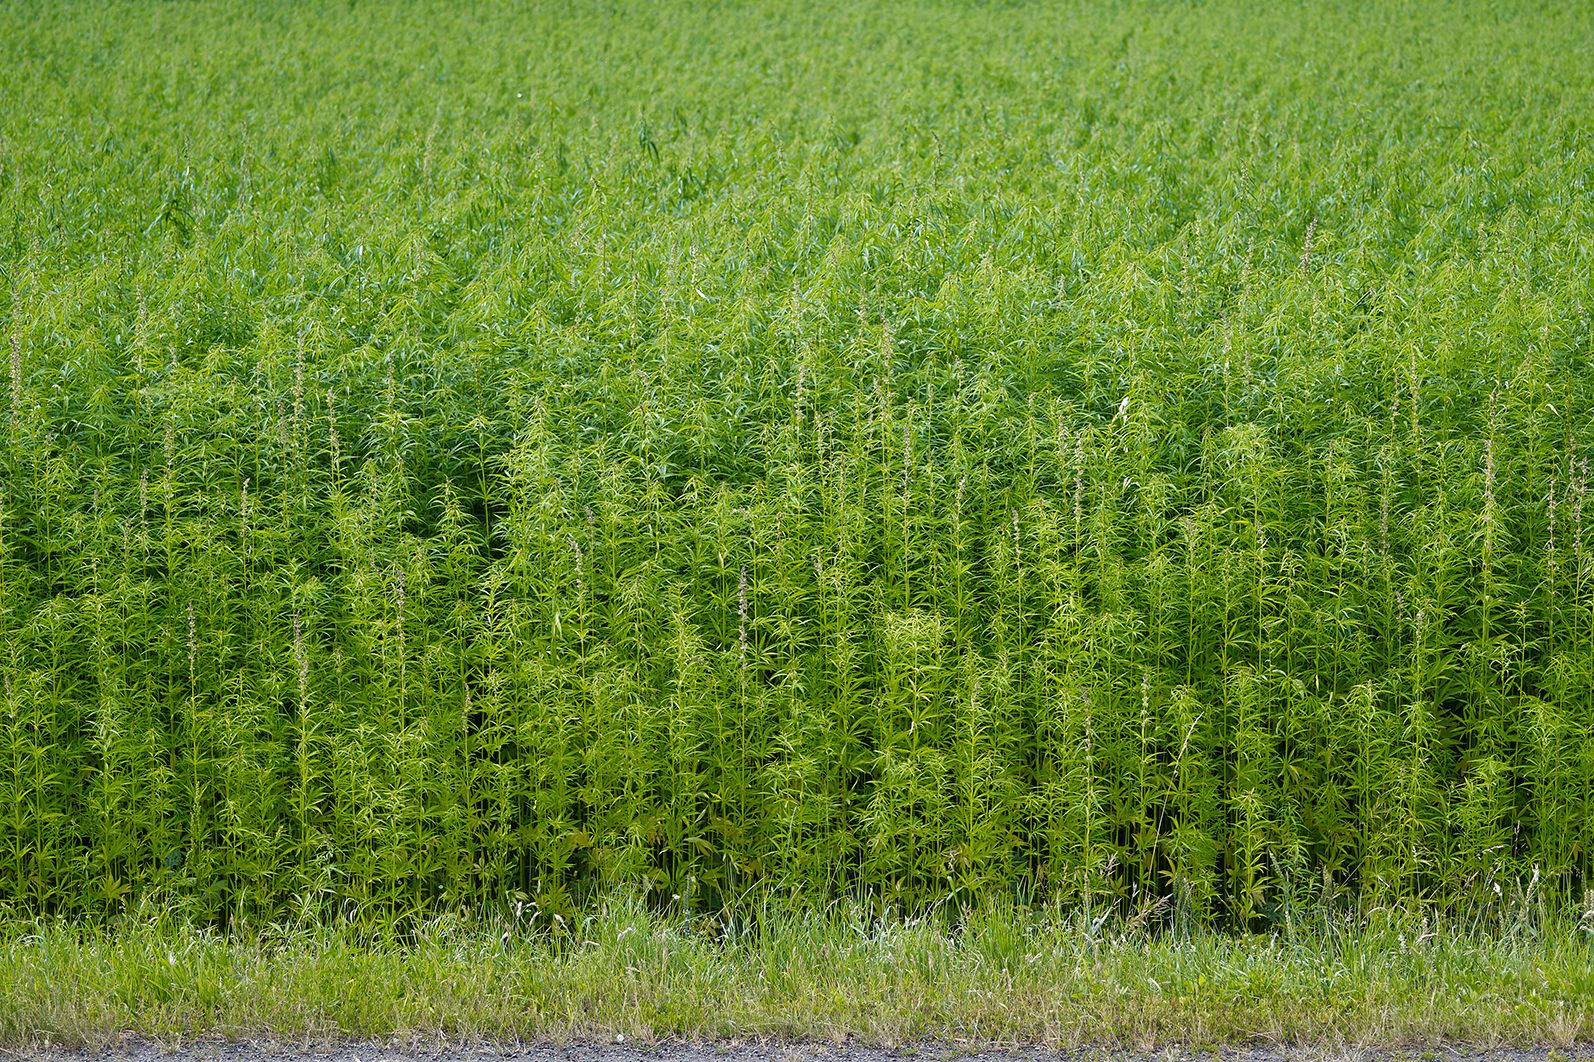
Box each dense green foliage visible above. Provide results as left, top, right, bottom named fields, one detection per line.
left=2, top=0, right=1593, bottom=928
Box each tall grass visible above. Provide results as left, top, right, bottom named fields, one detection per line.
left=2, top=0, right=1593, bottom=929
left=6, top=899, right=1594, bottom=1049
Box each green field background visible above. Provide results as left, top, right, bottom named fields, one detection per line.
left=2, top=0, right=1593, bottom=928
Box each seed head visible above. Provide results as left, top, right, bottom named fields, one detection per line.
left=1547, top=477, right=1558, bottom=575
left=395, top=566, right=407, bottom=642
left=327, top=387, right=340, bottom=473
left=240, top=479, right=251, bottom=561
left=7, top=333, right=20, bottom=426
left=737, top=565, right=750, bottom=668
left=1379, top=470, right=1392, bottom=568
left=1573, top=456, right=1587, bottom=567
left=1483, top=436, right=1496, bottom=512
left=293, top=330, right=306, bottom=431
left=901, top=421, right=912, bottom=497
left=1298, top=215, right=1318, bottom=272
left=293, top=609, right=310, bottom=710
left=187, top=601, right=198, bottom=689
left=794, top=364, right=807, bottom=426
